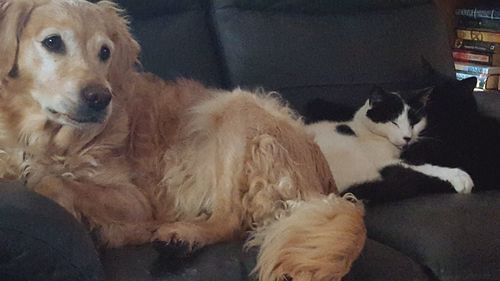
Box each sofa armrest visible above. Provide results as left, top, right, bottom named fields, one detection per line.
left=0, top=181, right=104, bottom=281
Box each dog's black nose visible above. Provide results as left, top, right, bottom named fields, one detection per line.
left=404, top=137, right=411, bottom=143
left=81, top=85, right=112, bottom=111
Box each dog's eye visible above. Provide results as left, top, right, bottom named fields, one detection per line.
left=42, top=35, right=65, bottom=53
left=99, top=45, right=111, bottom=62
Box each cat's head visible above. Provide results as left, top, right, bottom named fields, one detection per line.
left=425, top=77, right=478, bottom=124
left=361, top=87, right=430, bottom=148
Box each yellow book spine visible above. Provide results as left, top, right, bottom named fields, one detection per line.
left=456, top=29, right=500, bottom=44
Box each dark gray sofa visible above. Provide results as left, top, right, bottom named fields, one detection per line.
left=1, top=0, right=499, bottom=281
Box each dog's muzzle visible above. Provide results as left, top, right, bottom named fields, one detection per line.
left=70, top=84, right=112, bottom=123
left=80, top=84, right=112, bottom=112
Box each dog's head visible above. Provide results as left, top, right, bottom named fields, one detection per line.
left=0, top=0, right=139, bottom=128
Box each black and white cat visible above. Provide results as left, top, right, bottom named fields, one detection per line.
left=305, top=86, right=474, bottom=203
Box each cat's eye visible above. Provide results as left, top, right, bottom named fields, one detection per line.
left=99, top=45, right=111, bottom=62
left=42, top=35, right=65, bottom=54
left=391, top=121, right=399, bottom=127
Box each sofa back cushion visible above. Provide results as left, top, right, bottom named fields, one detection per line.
left=212, top=0, right=454, bottom=111
left=118, top=0, right=225, bottom=88
left=117, top=0, right=454, bottom=113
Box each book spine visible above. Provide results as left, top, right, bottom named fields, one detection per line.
left=455, top=8, right=500, bottom=20
left=456, top=29, right=500, bottom=44
left=457, top=16, right=500, bottom=31
left=452, top=50, right=492, bottom=65
left=455, top=63, right=491, bottom=74
left=454, top=38, right=498, bottom=53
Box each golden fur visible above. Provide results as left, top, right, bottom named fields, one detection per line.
left=0, top=1, right=366, bottom=280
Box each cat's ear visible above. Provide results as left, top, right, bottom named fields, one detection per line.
left=459, top=77, right=477, bottom=93
left=415, top=86, right=434, bottom=106
left=368, top=86, right=389, bottom=106
left=368, top=86, right=387, bottom=106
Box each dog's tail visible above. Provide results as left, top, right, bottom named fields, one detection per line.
left=246, top=193, right=366, bottom=281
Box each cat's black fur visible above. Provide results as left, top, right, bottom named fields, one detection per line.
left=305, top=77, right=499, bottom=204
left=401, top=77, right=500, bottom=191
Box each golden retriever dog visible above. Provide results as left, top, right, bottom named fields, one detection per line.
left=0, top=0, right=366, bottom=280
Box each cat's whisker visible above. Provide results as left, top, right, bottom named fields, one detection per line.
left=416, top=136, right=443, bottom=143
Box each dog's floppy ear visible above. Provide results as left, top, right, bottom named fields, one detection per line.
left=0, top=0, right=34, bottom=79
left=97, top=1, right=140, bottom=86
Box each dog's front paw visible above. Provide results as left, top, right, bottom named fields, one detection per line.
left=152, top=222, right=204, bottom=252
left=152, top=239, right=193, bottom=258
left=443, top=168, right=474, bottom=194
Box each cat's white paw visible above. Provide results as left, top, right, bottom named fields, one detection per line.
left=442, top=168, right=474, bottom=194
left=405, top=164, right=474, bottom=194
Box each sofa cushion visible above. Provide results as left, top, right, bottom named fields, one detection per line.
left=365, top=191, right=500, bottom=281
left=212, top=0, right=454, bottom=109
left=117, top=0, right=225, bottom=88
left=224, top=0, right=431, bottom=14
left=0, top=182, right=103, bottom=281
left=474, top=92, right=500, bottom=120
left=345, top=239, right=431, bottom=281
left=116, top=0, right=203, bottom=19
left=102, top=239, right=431, bottom=281
left=102, top=241, right=254, bottom=281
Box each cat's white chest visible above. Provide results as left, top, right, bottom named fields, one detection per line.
left=358, top=137, right=400, bottom=168
left=307, top=122, right=400, bottom=193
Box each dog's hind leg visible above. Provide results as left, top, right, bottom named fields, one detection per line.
left=152, top=142, right=245, bottom=250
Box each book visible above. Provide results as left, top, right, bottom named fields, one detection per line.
left=455, top=71, right=499, bottom=90
left=457, top=16, right=500, bottom=31
left=455, top=62, right=500, bottom=75
left=454, top=38, right=498, bottom=53
left=456, top=29, right=500, bottom=44
left=452, top=49, right=500, bottom=65
left=455, top=8, right=500, bottom=21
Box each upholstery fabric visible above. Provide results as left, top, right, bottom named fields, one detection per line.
left=220, top=0, right=432, bottom=14
left=0, top=182, right=103, bottom=281
left=366, top=191, right=500, bottom=281
left=212, top=0, right=454, bottom=106
left=102, top=239, right=432, bottom=281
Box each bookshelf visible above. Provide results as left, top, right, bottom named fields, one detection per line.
left=434, top=0, right=500, bottom=93
left=435, top=0, right=484, bottom=45
left=435, top=0, right=500, bottom=117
